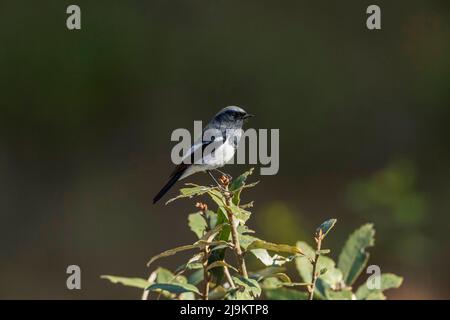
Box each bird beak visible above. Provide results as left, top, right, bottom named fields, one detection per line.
left=242, top=113, right=254, bottom=119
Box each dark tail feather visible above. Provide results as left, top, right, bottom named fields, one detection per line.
left=153, top=169, right=185, bottom=204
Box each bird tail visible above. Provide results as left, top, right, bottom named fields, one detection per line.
left=153, top=169, right=185, bottom=204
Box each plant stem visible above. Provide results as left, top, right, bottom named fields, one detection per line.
left=223, top=266, right=236, bottom=289
left=309, top=231, right=323, bottom=300
left=216, top=174, right=248, bottom=279
left=224, top=194, right=248, bottom=279
left=203, top=262, right=210, bottom=300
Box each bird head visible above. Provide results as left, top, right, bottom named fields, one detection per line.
left=213, top=106, right=254, bottom=126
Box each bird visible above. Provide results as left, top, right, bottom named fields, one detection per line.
left=153, top=106, right=254, bottom=204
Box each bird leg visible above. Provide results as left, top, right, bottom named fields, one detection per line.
left=214, top=168, right=232, bottom=180
left=207, top=170, right=227, bottom=192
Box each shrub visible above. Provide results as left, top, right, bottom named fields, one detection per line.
left=102, top=169, right=402, bottom=300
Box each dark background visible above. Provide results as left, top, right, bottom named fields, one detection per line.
left=0, top=0, right=449, bottom=299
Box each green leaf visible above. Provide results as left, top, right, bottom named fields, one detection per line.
left=247, top=240, right=303, bottom=255
left=365, top=291, right=387, bottom=300
left=147, top=238, right=230, bottom=267
left=296, top=241, right=316, bottom=260
left=316, top=219, right=337, bottom=238
left=187, top=269, right=204, bottom=286
left=229, top=168, right=254, bottom=192
left=155, top=267, right=177, bottom=283
left=250, top=266, right=286, bottom=281
left=250, top=249, right=296, bottom=267
left=174, top=252, right=204, bottom=274
left=261, top=275, right=308, bottom=290
left=295, top=242, right=344, bottom=299
left=206, top=260, right=238, bottom=273
left=232, top=276, right=261, bottom=299
left=337, top=224, right=375, bottom=285
left=356, top=273, right=403, bottom=300
left=229, top=168, right=259, bottom=206
left=100, top=275, right=149, bottom=289
left=165, top=184, right=215, bottom=204
left=209, top=190, right=227, bottom=208
left=326, top=288, right=354, bottom=300
left=147, top=283, right=201, bottom=295
left=147, top=244, right=201, bottom=267
left=226, top=203, right=252, bottom=224
left=154, top=267, right=189, bottom=285
left=264, top=287, right=309, bottom=300
left=239, top=234, right=260, bottom=250
left=188, top=212, right=207, bottom=238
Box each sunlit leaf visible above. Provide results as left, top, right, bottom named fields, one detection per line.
left=337, top=224, right=375, bottom=285
left=232, top=276, right=261, bottom=299
left=147, top=238, right=230, bottom=267
left=175, top=252, right=204, bottom=273
left=247, top=240, right=303, bottom=255
left=147, top=244, right=201, bottom=267
left=250, top=266, right=286, bottom=281
left=188, top=212, right=207, bottom=238
left=250, top=248, right=296, bottom=267
left=355, top=273, right=403, bottom=300
left=165, top=184, right=215, bottom=205
left=326, top=288, right=354, bottom=300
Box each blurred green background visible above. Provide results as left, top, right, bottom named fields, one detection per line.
left=0, top=0, right=449, bottom=299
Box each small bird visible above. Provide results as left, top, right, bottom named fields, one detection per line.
left=153, top=106, right=254, bottom=204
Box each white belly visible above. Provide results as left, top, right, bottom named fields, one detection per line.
left=180, top=140, right=236, bottom=180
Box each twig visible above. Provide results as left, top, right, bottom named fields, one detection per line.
left=202, top=255, right=210, bottom=300
left=309, top=229, right=323, bottom=300
left=215, top=174, right=249, bottom=279
left=197, top=203, right=211, bottom=300
left=223, top=266, right=236, bottom=289
left=141, top=270, right=158, bottom=300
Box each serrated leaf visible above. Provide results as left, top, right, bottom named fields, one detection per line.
left=316, top=219, right=337, bottom=238
left=101, top=275, right=149, bottom=289
left=337, top=224, right=375, bottom=285
left=355, top=273, right=403, bottom=300
left=188, top=212, right=207, bottom=238
left=147, top=282, right=201, bottom=295
left=247, top=240, right=303, bottom=255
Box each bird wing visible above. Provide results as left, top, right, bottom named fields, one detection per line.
left=169, top=136, right=224, bottom=178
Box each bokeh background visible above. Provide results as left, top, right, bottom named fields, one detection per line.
left=0, top=0, right=449, bottom=299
